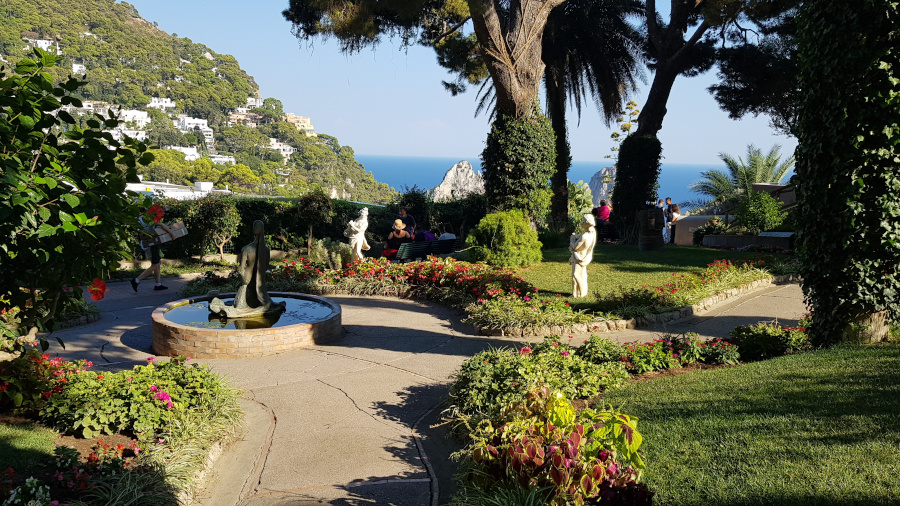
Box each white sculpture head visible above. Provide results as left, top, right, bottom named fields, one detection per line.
left=360, top=207, right=368, bottom=218
left=582, top=214, right=596, bottom=229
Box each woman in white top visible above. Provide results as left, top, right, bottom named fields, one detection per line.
left=668, top=204, right=681, bottom=244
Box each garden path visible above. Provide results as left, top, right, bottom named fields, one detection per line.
left=48, top=278, right=807, bottom=505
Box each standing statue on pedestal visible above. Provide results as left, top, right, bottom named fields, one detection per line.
left=569, top=214, right=598, bottom=298
left=344, top=207, right=370, bottom=262
left=209, top=220, right=286, bottom=318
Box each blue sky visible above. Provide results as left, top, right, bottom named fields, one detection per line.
left=126, top=0, right=797, bottom=165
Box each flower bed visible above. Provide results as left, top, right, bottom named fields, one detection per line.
left=0, top=353, right=242, bottom=504
left=181, top=255, right=799, bottom=336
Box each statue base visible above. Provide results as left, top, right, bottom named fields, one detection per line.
left=208, top=297, right=287, bottom=319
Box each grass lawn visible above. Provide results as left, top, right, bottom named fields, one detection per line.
left=603, top=344, right=900, bottom=505
left=517, top=244, right=784, bottom=306
left=0, top=419, right=58, bottom=471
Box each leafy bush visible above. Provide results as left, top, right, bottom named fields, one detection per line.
left=0, top=350, right=91, bottom=414
left=576, top=335, right=629, bottom=364
left=453, top=389, right=651, bottom=506
left=610, top=135, right=663, bottom=242
left=447, top=337, right=630, bottom=429
left=736, top=191, right=786, bottom=234
left=39, top=356, right=238, bottom=440
left=307, top=238, right=353, bottom=269
left=481, top=111, right=556, bottom=220
left=692, top=216, right=729, bottom=245
left=466, top=210, right=543, bottom=268
left=727, top=322, right=811, bottom=361
left=0, top=50, right=151, bottom=336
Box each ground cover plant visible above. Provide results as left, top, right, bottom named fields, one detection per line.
left=0, top=353, right=242, bottom=504
left=452, top=388, right=652, bottom=506
left=602, top=343, right=900, bottom=505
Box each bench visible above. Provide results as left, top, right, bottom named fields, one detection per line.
left=393, top=238, right=458, bottom=262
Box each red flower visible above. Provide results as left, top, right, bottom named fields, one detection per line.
left=87, top=278, right=108, bottom=301
left=147, top=203, right=165, bottom=223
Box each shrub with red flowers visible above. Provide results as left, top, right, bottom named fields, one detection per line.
left=86, top=278, right=108, bottom=302
left=0, top=349, right=91, bottom=414
left=576, top=334, right=741, bottom=374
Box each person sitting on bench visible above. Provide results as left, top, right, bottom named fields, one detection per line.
left=382, top=219, right=412, bottom=259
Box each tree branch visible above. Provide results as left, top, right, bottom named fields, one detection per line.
left=646, top=0, right=663, bottom=53
left=431, top=17, right=471, bottom=45
left=672, top=19, right=710, bottom=63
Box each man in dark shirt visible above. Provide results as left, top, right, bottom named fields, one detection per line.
left=398, top=207, right=416, bottom=235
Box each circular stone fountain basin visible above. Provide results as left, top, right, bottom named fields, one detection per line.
left=152, top=292, right=342, bottom=358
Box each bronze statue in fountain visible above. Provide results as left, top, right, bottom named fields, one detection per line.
left=209, top=220, right=286, bottom=319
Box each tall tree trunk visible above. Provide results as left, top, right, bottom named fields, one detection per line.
left=469, top=0, right=565, bottom=117
left=545, top=63, right=571, bottom=231
left=614, top=0, right=709, bottom=242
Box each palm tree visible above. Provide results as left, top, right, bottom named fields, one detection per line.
left=543, top=0, right=645, bottom=230
left=689, top=144, right=795, bottom=206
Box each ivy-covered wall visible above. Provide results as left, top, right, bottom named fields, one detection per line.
left=795, top=0, right=900, bottom=344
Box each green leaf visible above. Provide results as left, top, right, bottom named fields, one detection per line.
left=38, top=223, right=56, bottom=237
left=38, top=207, right=50, bottom=221
left=61, top=221, right=78, bottom=232
left=62, top=194, right=80, bottom=208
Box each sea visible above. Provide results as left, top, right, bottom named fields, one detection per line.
left=355, top=154, right=753, bottom=207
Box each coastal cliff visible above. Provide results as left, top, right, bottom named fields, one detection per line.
left=430, top=161, right=485, bottom=201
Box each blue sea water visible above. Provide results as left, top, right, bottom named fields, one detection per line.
left=355, top=154, right=762, bottom=207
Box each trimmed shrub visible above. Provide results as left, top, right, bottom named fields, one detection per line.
left=611, top=135, right=663, bottom=242
left=466, top=210, right=543, bottom=268
left=728, top=322, right=811, bottom=361
left=736, top=191, right=786, bottom=234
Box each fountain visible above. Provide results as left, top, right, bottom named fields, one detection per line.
left=151, top=220, right=342, bottom=358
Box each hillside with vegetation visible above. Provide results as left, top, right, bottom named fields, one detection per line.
left=0, top=0, right=394, bottom=202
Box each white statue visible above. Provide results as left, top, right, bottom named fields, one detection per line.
left=344, top=207, right=371, bottom=262
left=569, top=214, right=598, bottom=298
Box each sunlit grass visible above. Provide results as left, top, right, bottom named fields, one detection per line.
left=517, top=244, right=780, bottom=310
left=604, top=344, right=900, bottom=505
left=0, top=420, right=57, bottom=471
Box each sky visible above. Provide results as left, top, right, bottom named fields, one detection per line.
left=126, top=0, right=797, bottom=165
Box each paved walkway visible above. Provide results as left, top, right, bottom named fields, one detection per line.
left=47, top=277, right=808, bottom=505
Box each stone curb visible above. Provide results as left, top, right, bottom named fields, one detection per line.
left=55, top=312, right=101, bottom=329
left=473, top=274, right=801, bottom=338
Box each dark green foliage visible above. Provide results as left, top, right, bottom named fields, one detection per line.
left=795, top=0, right=900, bottom=345
left=0, top=49, right=150, bottom=336
left=297, top=191, right=334, bottom=251
left=735, top=191, right=786, bottom=234
left=392, top=186, right=430, bottom=229
left=611, top=135, right=662, bottom=242
left=430, top=193, right=487, bottom=239
left=576, top=335, right=628, bottom=364
left=727, top=322, right=811, bottom=362
left=466, top=210, right=543, bottom=269
left=480, top=112, right=556, bottom=220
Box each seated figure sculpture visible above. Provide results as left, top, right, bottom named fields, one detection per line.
left=209, top=220, right=286, bottom=318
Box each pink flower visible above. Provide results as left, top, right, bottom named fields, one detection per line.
left=519, top=346, right=532, bottom=355
left=149, top=385, right=157, bottom=391
left=523, top=296, right=531, bottom=301
left=561, top=351, right=570, bottom=357
left=146, top=356, right=155, bottom=363
left=166, top=401, right=174, bottom=409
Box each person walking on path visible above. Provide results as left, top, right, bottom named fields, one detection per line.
left=131, top=203, right=174, bottom=292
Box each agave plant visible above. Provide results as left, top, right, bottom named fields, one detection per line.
left=689, top=144, right=795, bottom=206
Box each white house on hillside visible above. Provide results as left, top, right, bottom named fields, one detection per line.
left=127, top=179, right=231, bottom=200
left=165, top=146, right=200, bottom=161
left=147, top=97, right=176, bottom=110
